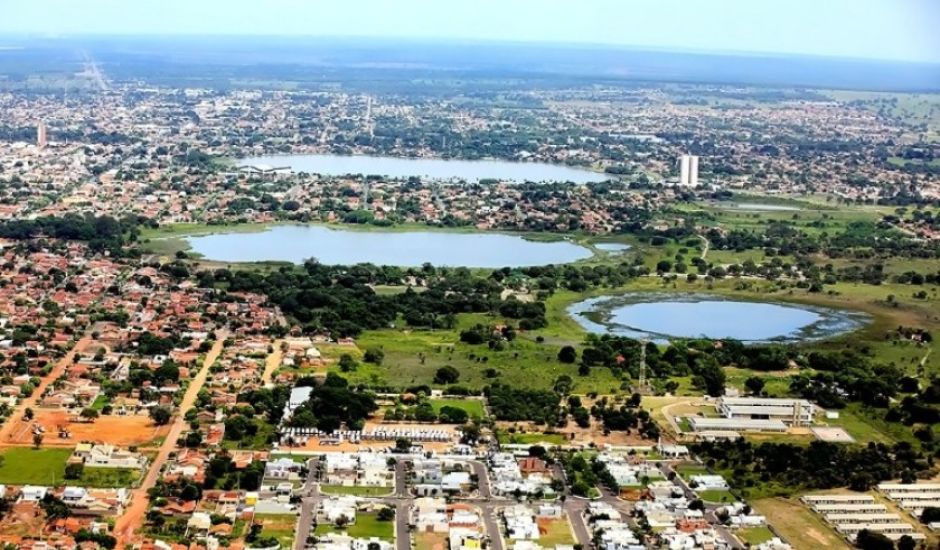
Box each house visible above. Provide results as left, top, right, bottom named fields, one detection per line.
left=72, top=444, right=146, bottom=469
left=265, top=457, right=303, bottom=480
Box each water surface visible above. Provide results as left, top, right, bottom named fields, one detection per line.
left=237, top=153, right=605, bottom=183
left=186, top=225, right=592, bottom=267
left=569, top=293, right=867, bottom=343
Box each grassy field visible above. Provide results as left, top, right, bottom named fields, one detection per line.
left=78, top=467, right=143, bottom=488
left=0, top=448, right=70, bottom=485
left=752, top=497, right=850, bottom=550
left=319, top=484, right=393, bottom=497
left=697, top=488, right=735, bottom=504
left=496, top=431, right=568, bottom=446
left=315, top=511, right=395, bottom=541
left=429, top=398, right=485, bottom=418
left=737, top=526, right=776, bottom=546
left=538, top=518, right=576, bottom=546
left=254, top=513, right=297, bottom=549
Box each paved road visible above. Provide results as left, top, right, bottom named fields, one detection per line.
left=114, top=330, right=228, bottom=547
left=293, top=457, right=322, bottom=550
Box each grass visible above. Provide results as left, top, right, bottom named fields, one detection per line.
left=429, top=398, right=485, bottom=418
left=0, top=448, right=71, bottom=485
left=350, top=312, right=622, bottom=393
left=315, top=511, right=395, bottom=542
left=697, top=488, right=735, bottom=503
left=319, top=484, right=393, bottom=497
left=77, top=467, right=143, bottom=488
left=538, top=518, right=576, bottom=546
left=737, top=526, right=776, bottom=546
left=751, top=497, right=850, bottom=550
left=254, top=513, right=297, bottom=549
left=496, top=431, right=568, bottom=446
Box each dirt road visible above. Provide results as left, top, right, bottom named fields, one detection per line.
left=0, top=334, right=92, bottom=444
left=113, top=330, right=228, bottom=546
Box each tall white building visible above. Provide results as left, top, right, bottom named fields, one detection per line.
left=677, top=154, right=699, bottom=186
left=37, top=121, right=47, bottom=148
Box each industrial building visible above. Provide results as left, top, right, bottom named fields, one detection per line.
left=689, top=417, right=787, bottom=433
left=716, top=396, right=816, bottom=426
left=878, top=482, right=940, bottom=518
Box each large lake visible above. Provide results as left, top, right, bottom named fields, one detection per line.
left=185, top=225, right=593, bottom=267
left=237, top=154, right=606, bottom=183
left=569, top=293, right=868, bottom=343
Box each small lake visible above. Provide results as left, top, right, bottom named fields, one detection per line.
left=236, top=154, right=606, bottom=183
left=185, top=225, right=593, bottom=267
left=594, top=243, right=630, bottom=253
left=721, top=202, right=802, bottom=212
left=569, top=293, right=868, bottom=343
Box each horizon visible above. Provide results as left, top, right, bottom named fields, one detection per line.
left=3, top=0, right=939, bottom=64
left=3, top=32, right=940, bottom=67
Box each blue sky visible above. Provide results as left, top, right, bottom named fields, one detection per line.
left=2, top=0, right=939, bottom=63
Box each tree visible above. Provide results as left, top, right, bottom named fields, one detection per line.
left=80, top=408, right=99, bottom=421
left=363, top=348, right=384, bottom=365
left=150, top=406, right=172, bottom=426
left=23, top=408, right=33, bottom=421
left=394, top=438, right=412, bottom=453
left=855, top=529, right=895, bottom=550
left=377, top=507, right=395, bottom=521
left=434, top=366, right=460, bottom=384
left=32, top=432, right=43, bottom=449
left=921, top=506, right=940, bottom=524
left=338, top=354, right=358, bottom=372
left=64, top=462, right=84, bottom=480
left=896, top=535, right=917, bottom=550
left=744, top=376, right=765, bottom=396
left=557, top=346, right=577, bottom=364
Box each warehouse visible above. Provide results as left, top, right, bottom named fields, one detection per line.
left=689, top=417, right=787, bottom=433
left=717, top=396, right=815, bottom=425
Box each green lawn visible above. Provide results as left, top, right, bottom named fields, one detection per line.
left=77, top=467, right=143, bottom=488
left=697, top=488, right=735, bottom=503
left=737, top=526, right=776, bottom=545
left=0, top=448, right=71, bottom=485
left=315, top=511, right=395, bottom=541
left=496, top=431, right=568, bottom=446
left=674, top=463, right=710, bottom=478
left=429, top=398, right=485, bottom=418
left=319, top=484, right=393, bottom=497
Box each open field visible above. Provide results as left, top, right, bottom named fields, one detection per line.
left=736, top=526, right=776, bottom=546
left=315, top=511, right=395, bottom=541
left=6, top=410, right=170, bottom=447
left=78, top=467, right=143, bottom=488
left=319, top=484, right=394, bottom=497
left=254, top=513, right=296, bottom=549
left=0, top=448, right=71, bottom=485
left=751, top=497, right=850, bottom=550
left=537, top=517, right=576, bottom=546
left=429, top=398, right=486, bottom=418
left=496, top=430, right=569, bottom=446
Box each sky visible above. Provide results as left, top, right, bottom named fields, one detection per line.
left=2, top=0, right=939, bottom=63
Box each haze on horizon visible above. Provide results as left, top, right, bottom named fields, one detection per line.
left=2, top=0, right=939, bottom=64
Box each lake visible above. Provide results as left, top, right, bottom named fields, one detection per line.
left=721, top=202, right=802, bottom=212
left=236, top=153, right=606, bottom=183
left=569, top=293, right=868, bottom=343
left=185, top=225, right=593, bottom=267
left=595, top=243, right=630, bottom=253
